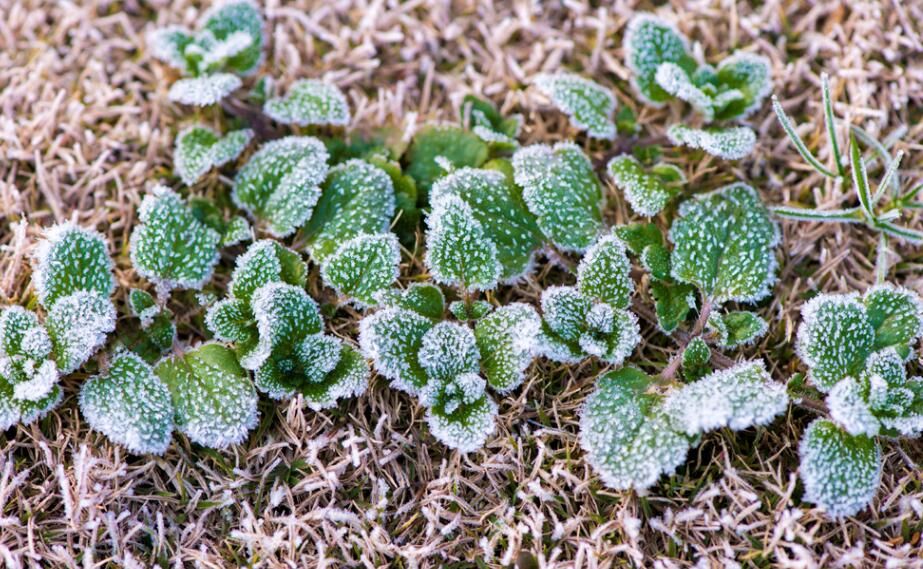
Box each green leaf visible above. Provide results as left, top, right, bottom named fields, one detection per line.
left=650, top=280, right=696, bottom=334
left=417, top=322, right=480, bottom=382
left=424, top=195, right=501, bottom=292
left=366, top=155, right=420, bottom=246
left=799, top=419, right=881, bottom=518
left=431, top=167, right=544, bottom=281
left=577, top=234, right=634, bottom=309
left=264, top=79, right=351, bottom=127
left=512, top=142, right=603, bottom=252
left=33, top=223, right=114, bottom=310
left=227, top=240, right=308, bottom=304
left=669, top=183, right=779, bottom=304
left=533, top=72, right=616, bottom=139
left=168, top=73, right=242, bottom=106
left=244, top=282, right=323, bottom=371
left=154, top=343, right=258, bottom=449
left=187, top=198, right=252, bottom=247
left=826, top=377, right=880, bottom=437
left=449, top=300, right=493, bottom=322
left=579, top=367, right=691, bottom=490
left=0, top=307, right=58, bottom=406
left=199, top=0, right=264, bottom=75
left=667, top=124, right=757, bottom=161
left=623, top=14, right=696, bottom=105
left=681, top=337, right=711, bottom=382
left=613, top=223, right=663, bottom=255
left=654, top=63, right=717, bottom=120
left=375, top=283, right=445, bottom=321
left=174, top=124, right=253, bottom=185
left=663, top=361, right=788, bottom=435
left=301, top=159, right=395, bottom=262
left=460, top=95, right=521, bottom=148
left=405, top=125, right=489, bottom=200
left=607, top=154, right=681, bottom=216
left=707, top=311, right=769, bottom=348
left=232, top=136, right=330, bottom=238
left=45, top=291, right=117, bottom=374
left=712, top=53, right=772, bottom=120
left=320, top=233, right=400, bottom=306
left=539, top=286, right=591, bottom=346
left=359, top=307, right=434, bottom=394
left=130, top=186, right=222, bottom=295
left=796, top=293, right=875, bottom=392
left=420, top=373, right=497, bottom=453
left=296, top=344, right=369, bottom=411
left=863, top=284, right=923, bottom=353
left=79, top=351, right=174, bottom=455
left=475, top=303, right=540, bottom=393
left=147, top=25, right=195, bottom=73
left=640, top=243, right=671, bottom=281
left=577, top=305, right=640, bottom=366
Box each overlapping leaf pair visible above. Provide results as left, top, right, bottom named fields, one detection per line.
left=794, top=286, right=923, bottom=517
left=360, top=284, right=540, bottom=451
left=624, top=14, right=772, bottom=159
left=1, top=225, right=116, bottom=430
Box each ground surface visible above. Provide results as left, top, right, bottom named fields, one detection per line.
left=1, top=0, right=923, bottom=567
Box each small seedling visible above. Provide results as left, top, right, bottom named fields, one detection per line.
left=264, top=79, right=351, bottom=127
left=127, top=288, right=176, bottom=361
left=148, top=0, right=265, bottom=106
left=793, top=286, right=923, bottom=517
left=460, top=95, right=522, bottom=149
left=607, top=154, right=685, bottom=216
left=533, top=72, right=616, bottom=140
left=174, top=124, right=253, bottom=185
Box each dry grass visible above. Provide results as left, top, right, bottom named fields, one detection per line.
left=1, top=0, right=923, bottom=567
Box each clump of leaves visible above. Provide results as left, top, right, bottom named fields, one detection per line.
left=793, top=286, right=923, bottom=517
left=1, top=224, right=116, bottom=429
left=623, top=13, right=771, bottom=159
left=206, top=240, right=368, bottom=410
left=360, top=286, right=540, bottom=451
left=174, top=124, right=253, bottom=185
left=533, top=72, right=616, bottom=140
left=264, top=79, right=351, bottom=127
left=126, top=288, right=176, bottom=362
left=405, top=124, right=489, bottom=201
left=148, top=0, right=264, bottom=106
left=607, top=154, right=685, bottom=217
left=460, top=95, right=522, bottom=150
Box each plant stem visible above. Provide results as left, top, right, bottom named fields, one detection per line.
left=875, top=232, right=889, bottom=284
left=658, top=298, right=713, bottom=383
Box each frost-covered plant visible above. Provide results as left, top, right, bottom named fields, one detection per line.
left=533, top=72, right=616, bottom=140
left=174, top=124, right=253, bottom=185
left=264, top=79, right=351, bottom=127
left=460, top=95, right=522, bottom=150
left=536, top=235, right=640, bottom=365
left=148, top=0, right=264, bottom=106
left=405, top=124, right=489, bottom=199
left=607, top=154, right=685, bottom=217
left=624, top=13, right=771, bottom=159
left=512, top=142, right=604, bottom=252
left=206, top=240, right=369, bottom=410
left=232, top=136, right=330, bottom=238
left=770, top=74, right=923, bottom=280
left=793, top=286, right=923, bottom=517
left=130, top=185, right=246, bottom=297
left=360, top=285, right=540, bottom=451
left=126, top=288, right=176, bottom=362
left=1, top=224, right=115, bottom=429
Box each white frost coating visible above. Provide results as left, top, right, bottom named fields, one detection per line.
left=827, top=377, right=880, bottom=437
left=11, top=360, right=57, bottom=402
left=358, top=307, right=433, bottom=395
left=245, top=282, right=320, bottom=371
left=533, top=72, right=616, bottom=139
left=422, top=381, right=498, bottom=453
left=32, top=222, right=115, bottom=310
left=662, top=360, right=788, bottom=435
left=863, top=283, right=923, bottom=349
left=475, top=302, right=541, bottom=393
left=320, top=233, right=400, bottom=308
left=146, top=25, right=193, bottom=72
left=174, top=124, right=254, bottom=185
left=424, top=194, right=501, bottom=292
left=418, top=322, right=480, bottom=381
left=607, top=154, right=677, bottom=217
left=168, top=73, right=242, bottom=106
left=45, top=291, right=117, bottom=374
left=264, top=79, right=351, bottom=127
left=667, top=124, right=757, bottom=161
left=577, top=233, right=634, bottom=309
left=655, top=63, right=715, bottom=120
left=199, top=30, right=253, bottom=69
left=716, top=52, right=773, bottom=118
left=623, top=13, right=692, bottom=106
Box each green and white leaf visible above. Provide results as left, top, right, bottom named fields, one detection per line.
left=577, top=234, right=634, bottom=309
left=168, top=73, right=242, bottom=106
left=320, top=233, right=400, bottom=306
left=650, top=280, right=696, bottom=334
left=405, top=125, right=489, bottom=198
left=623, top=14, right=696, bottom=105
left=417, top=322, right=480, bottom=382
left=374, top=283, right=445, bottom=321
left=475, top=303, right=540, bottom=393
left=863, top=284, right=923, bottom=354
left=707, top=311, right=769, bottom=348
left=607, top=154, right=682, bottom=217
left=654, top=63, right=717, bottom=120
left=424, top=195, right=501, bottom=292
left=533, top=72, right=616, bottom=139
left=175, top=124, right=253, bottom=185
left=712, top=53, right=773, bottom=120
left=681, top=337, right=711, bottom=382
left=449, top=300, right=493, bottom=322
left=198, top=0, right=264, bottom=75
left=227, top=239, right=308, bottom=303
left=264, top=79, right=351, bottom=127
left=420, top=372, right=497, bottom=453
left=245, top=282, right=323, bottom=372
left=796, top=293, right=874, bottom=392
left=827, top=377, right=880, bottom=437
left=667, top=124, right=757, bottom=161
left=45, top=291, right=117, bottom=374
left=460, top=95, right=521, bottom=147
left=33, top=223, right=114, bottom=310
left=358, top=307, right=434, bottom=394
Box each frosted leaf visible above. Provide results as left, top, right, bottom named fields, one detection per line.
left=580, top=367, right=691, bottom=490
left=147, top=25, right=195, bottom=73
left=650, top=280, right=696, bottom=334
left=174, top=124, right=253, bottom=185
left=512, top=142, right=603, bottom=252
left=232, top=136, right=330, bottom=238
left=424, top=195, right=501, bottom=292
left=864, top=348, right=906, bottom=390
left=168, top=73, right=242, bottom=106
left=221, top=216, right=252, bottom=247
left=297, top=344, right=369, bottom=411
left=475, top=303, right=540, bottom=393
left=245, top=282, right=323, bottom=371
left=430, top=167, right=544, bottom=281
left=654, top=63, right=716, bottom=120
left=227, top=239, right=307, bottom=303
left=0, top=374, right=62, bottom=431
left=796, top=293, right=874, bottom=392
left=577, top=234, right=634, bottom=309
left=374, top=283, right=445, bottom=321
left=405, top=125, right=489, bottom=198
left=863, top=284, right=923, bottom=354
left=198, top=0, right=264, bottom=74
left=79, top=351, right=174, bottom=455
left=418, top=322, right=480, bottom=382
left=320, top=233, right=400, bottom=307
left=667, top=124, right=757, bottom=160
left=669, top=183, right=780, bottom=305
left=128, top=289, right=158, bottom=327
left=614, top=222, right=664, bottom=255
left=707, top=311, right=769, bottom=348
left=663, top=361, right=788, bottom=435
left=623, top=14, right=696, bottom=105
left=130, top=186, right=222, bottom=295
left=420, top=373, right=497, bottom=453
left=799, top=419, right=882, bottom=518
left=358, top=308, right=434, bottom=394
left=607, top=154, right=682, bottom=217
left=45, top=291, right=117, bottom=374
left=205, top=298, right=253, bottom=345
left=681, top=337, right=711, bottom=382
left=32, top=223, right=114, bottom=310
left=533, top=72, right=616, bottom=140
left=640, top=243, right=671, bottom=281
left=579, top=308, right=640, bottom=366
left=0, top=307, right=60, bottom=404
left=449, top=299, right=493, bottom=322
left=302, top=159, right=396, bottom=262
left=0, top=308, right=50, bottom=361
left=540, top=286, right=592, bottom=344
left=712, top=53, right=773, bottom=120
left=264, top=79, right=351, bottom=127
left=460, top=95, right=521, bottom=148
left=154, top=342, right=258, bottom=449
left=827, top=377, right=880, bottom=437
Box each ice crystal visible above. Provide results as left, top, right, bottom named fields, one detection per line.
left=79, top=351, right=174, bottom=455
left=420, top=372, right=498, bottom=453
left=669, top=183, right=779, bottom=305
left=607, top=154, right=684, bottom=217
left=0, top=307, right=63, bottom=430
left=374, top=283, right=445, bottom=321
left=666, top=124, right=757, bottom=160
left=232, top=136, right=330, bottom=237
left=130, top=185, right=222, bottom=296
left=533, top=72, right=616, bottom=139
left=264, top=79, right=351, bottom=127
left=576, top=235, right=634, bottom=309
left=320, top=233, right=400, bottom=307
left=424, top=194, right=501, bottom=292
left=45, top=291, right=117, bottom=374
left=512, top=142, right=604, bottom=252
left=681, top=337, right=711, bottom=382
left=174, top=124, right=253, bottom=185
left=449, top=299, right=493, bottom=322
